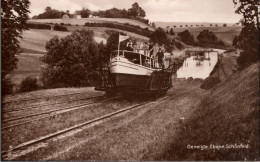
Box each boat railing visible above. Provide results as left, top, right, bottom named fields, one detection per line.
left=111, top=50, right=162, bottom=69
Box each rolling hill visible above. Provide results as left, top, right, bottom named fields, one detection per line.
left=29, top=17, right=155, bottom=31
left=166, top=26, right=241, bottom=46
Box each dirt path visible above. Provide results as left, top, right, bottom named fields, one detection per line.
left=10, top=80, right=208, bottom=160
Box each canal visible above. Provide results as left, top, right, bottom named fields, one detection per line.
left=177, top=50, right=225, bottom=79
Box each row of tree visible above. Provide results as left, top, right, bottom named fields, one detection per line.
left=32, top=7, right=66, bottom=19
left=166, top=23, right=227, bottom=28
left=173, top=29, right=224, bottom=47
left=32, top=3, right=149, bottom=24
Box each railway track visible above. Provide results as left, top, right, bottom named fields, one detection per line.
left=2, top=95, right=103, bottom=113
left=2, top=91, right=98, bottom=105
left=2, top=96, right=122, bottom=130
left=1, top=95, right=170, bottom=160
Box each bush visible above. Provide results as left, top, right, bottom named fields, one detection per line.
left=53, top=25, right=68, bottom=32
left=175, top=41, right=184, bottom=49
left=197, top=29, right=226, bottom=48
left=84, top=22, right=152, bottom=37
left=27, top=23, right=51, bottom=30
left=200, top=76, right=221, bottom=90
left=19, top=77, right=39, bottom=92
left=178, top=30, right=195, bottom=45
left=2, top=78, right=14, bottom=95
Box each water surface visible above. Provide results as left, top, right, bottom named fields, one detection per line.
left=177, top=51, right=219, bottom=79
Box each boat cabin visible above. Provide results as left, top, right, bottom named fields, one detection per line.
left=110, top=49, right=162, bottom=69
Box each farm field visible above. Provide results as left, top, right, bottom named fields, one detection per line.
left=29, top=17, right=154, bottom=31
left=19, top=29, right=106, bottom=53
left=166, top=26, right=242, bottom=46
left=9, top=53, right=45, bottom=89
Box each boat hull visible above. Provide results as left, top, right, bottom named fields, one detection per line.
left=111, top=73, right=150, bottom=88
left=109, top=57, right=153, bottom=88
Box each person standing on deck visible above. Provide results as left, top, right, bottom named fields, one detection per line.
left=152, top=43, right=159, bottom=58
left=157, top=48, right=164, bottom=68
left=156, top=44, right=165, bottom=68
left=149, top=42, right=154, bottom=57
left=143, top=42, right=149, bottom=56
left=125, top=43, right=133, bottom=51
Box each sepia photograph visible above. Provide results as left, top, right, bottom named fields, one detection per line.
left=1, top=0, right=259, bottom=161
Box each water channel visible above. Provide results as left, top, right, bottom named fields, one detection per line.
left=177, top=50, right=224, bottom=79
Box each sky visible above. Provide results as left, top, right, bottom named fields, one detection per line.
left=29, top=0, right=242, bottom=23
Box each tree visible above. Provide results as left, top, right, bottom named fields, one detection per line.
left=105, top=31, right=128, bottom=55
left=150, top=28, right=172, bottom=52
left=178, top=30, right=195, bottom=45
left=1, top=0, right=30, bottom=79
left=180, top=25, right=182, bottom=28
left=170, top=28, right=175, bottom=35
left=34, top=8, right=62, bottom=19
left=232, top=35, right=238, bottom=46
left=197, top=29, right=224, bottom=47
left=128, top=2, right=146, bottom=18
left=223, top=23, right=227, bottom=27
left=42, top=30, right=101, bottom=88
left=151, top=22, right=156, bottom=28
left=45, top=6, right=52, bottom=12
left=233, top=0, right=259, bottom=70
left=210, top=24, right=212, bottom=26
left=173, top=25, right=176, bottom=28
left=81, top=7, right=90, bottom=18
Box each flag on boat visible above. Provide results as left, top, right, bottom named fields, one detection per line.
left=119, top=35, right=129, bottom=42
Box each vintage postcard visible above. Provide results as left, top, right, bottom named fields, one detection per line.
left=1, top=0, right=259, bottom=161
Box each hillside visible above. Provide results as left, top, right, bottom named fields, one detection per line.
left=19, top=29, right=107, bottom=53
left=29, top=18, right=154, bottom=31
left=158, top=62, right=259, bottom=160
left=166, top=26, right=241, bottom=46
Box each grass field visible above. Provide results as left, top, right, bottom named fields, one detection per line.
left=9, top=53, right=45, bottom=90
left=19, top=29, right=107, bottom=53
left=29, top=18, right=154, bottom=31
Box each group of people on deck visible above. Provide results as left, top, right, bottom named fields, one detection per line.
left=125, top=40, right=166, bottom=68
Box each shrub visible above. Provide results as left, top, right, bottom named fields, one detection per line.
left=178, top=30, right=195, bottom=45
left=187, top=77, right=193, bottom=81
left=2, top=78, right=14, bottom=95
left=200, top=76, right=221, bottom=90
left=53, top=25, right=68, bottom=31
left=19, top=77, right=39, bottom=92
left=84, top=22, right=152, bottom=37
left=175, top=41, right=184, bottom=49
left=27, top=23, right=51, bottom=30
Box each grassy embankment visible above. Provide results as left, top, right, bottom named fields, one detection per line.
left=158, top=62, right=259, bottom=161
left=210, top=49, right=240, bottom=81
